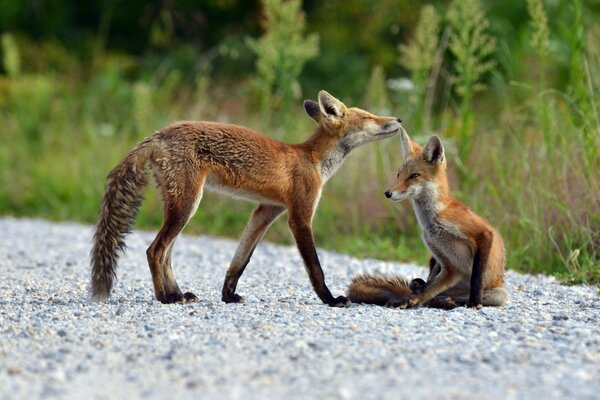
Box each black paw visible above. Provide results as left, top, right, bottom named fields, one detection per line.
left=222, top=293, right=244, bottom=304
left=161, top=291, right=198, bottom=304
left=385, top=297, right=420, bottom=309
left=428, top=296, right=460, bottom=310
left=409, top=278, right=427, bottom=294
left=183, top=292, right=199, bottom=303
left=162, top=292, right=185, bottom=304
left=467, top=302, right=483, bottom=310
left=385, top=299, right=409, bottom=309
left=327, top=295, right=351, bottom=308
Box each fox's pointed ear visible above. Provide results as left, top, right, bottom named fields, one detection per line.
left=399, top=127, right=421, bottom=159
left=318, top=90, right=346, bottom=119
left=423, top=135, right=445, bottom=165
left=304, top=100, right=321, bottom=123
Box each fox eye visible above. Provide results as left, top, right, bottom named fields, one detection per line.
left=408, top=173, right=420, bottom=180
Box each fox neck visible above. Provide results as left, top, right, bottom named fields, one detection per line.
left=411, top=175, right=452, bottom=228
left=301, top=126, right=352, bottom=181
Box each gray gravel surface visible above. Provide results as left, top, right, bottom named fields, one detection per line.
left=0, top=217, right=598, bottom=400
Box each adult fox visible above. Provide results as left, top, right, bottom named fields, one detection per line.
left=90, top=90, right=402, bottom=307
left=348, top=128, right=508, bottom=309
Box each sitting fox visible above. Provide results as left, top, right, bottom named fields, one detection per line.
left=90, top=90, right=402, bottom=307
left=348, top=128, right=508, bottom=309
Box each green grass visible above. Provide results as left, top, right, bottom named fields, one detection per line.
left=0, top=2, right=598, bottom=289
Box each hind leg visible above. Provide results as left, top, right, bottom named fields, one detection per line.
left=424, top=295, right=461, bottom=309
left=147, top=210, right=195, bottom=304
left=162, top=243, right=199, bottom=303
left=147, top=174, right=204, bottom=304
left=481, top=287, right=508, bottom=306
left=424, top=287, right=508, bottom=309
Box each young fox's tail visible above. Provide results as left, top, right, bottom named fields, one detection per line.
left=90, top=138, right=154, bottom=301
left=348, top=273, right=509, bottom=308
left=347, top=273, right=412, bottom=306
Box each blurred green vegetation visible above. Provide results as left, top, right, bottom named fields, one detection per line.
left=0, top=0, right=598, bottom=286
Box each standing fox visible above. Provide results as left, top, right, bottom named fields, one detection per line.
left=348, top=128, right=508, bottom=309
left=90, top=90, right=402, bottom=307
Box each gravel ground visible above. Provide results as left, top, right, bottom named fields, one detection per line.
left=0, top=217, right=598, bottom=400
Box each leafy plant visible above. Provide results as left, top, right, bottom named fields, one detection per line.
left=1, top=33, right=20, bottom=77
left=447, top=0, right=496, bottom=161
left=363, top=65, right=391, bottom=115
left=398, top=4, right=440, bottom=133
left=527, top=0, right=549, bottom=84
left=247, top=0, right=319, bottom=122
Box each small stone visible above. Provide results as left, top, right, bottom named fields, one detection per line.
left=51, top=369, right=67, bottom=384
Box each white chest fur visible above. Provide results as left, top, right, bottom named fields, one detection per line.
left=317, top=145, right=350, bottom=181
left=413, top=187, right=473, bottom=273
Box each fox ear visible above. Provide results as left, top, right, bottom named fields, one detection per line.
left=318, top=90, right=346, bottom=119
left=399, top=127, right=421, bottom=159
left=304, top=100, right=321, bottom=123
left=423, top=135, right=445, bottom=165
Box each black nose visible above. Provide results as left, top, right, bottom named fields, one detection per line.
left=384, top=190, right=392, bottom=199
left=396, top=117, right=402, bottom=123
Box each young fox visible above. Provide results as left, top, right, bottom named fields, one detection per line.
left=348, top=128, right=508, bottom=309
left=90, top=90, right=402, bottom=307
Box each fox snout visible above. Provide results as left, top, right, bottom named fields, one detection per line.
left=384, top=189, right=403, bottom=201
left=384, top=118, right=403, bottom=132
left=384, top=117, right=403, bottom=130
left=384, top=187, right=415, bottom=202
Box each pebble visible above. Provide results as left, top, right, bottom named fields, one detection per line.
left=0, top=217, right=598, bottom=400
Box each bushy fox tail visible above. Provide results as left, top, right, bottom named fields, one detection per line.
left=348, top=273, right=509, bottom=309
left=347, top=273, right=413, bottom=306
left=90, top=138, right=154, bottom=301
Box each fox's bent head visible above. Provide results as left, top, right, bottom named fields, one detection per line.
left=304, top=91, right=402, bottom=150
left=385, top=128, right=447, bottom=202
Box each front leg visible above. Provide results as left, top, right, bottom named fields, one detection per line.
left=468, top=230, right=493, bottom=309
left=396, top=264, right=462, bottom=308
left=221, top=204, right=285, bottom=303
left=406, top=256, right=439, bottom=297
left=288, top=215, right=349, bottom=307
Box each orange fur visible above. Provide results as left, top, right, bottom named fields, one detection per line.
left=350, top=128, right=508, bottom=309
left=90, top=91, right=402, bottom=306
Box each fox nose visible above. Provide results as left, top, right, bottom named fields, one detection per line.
left=384, top=190, right=392, bottom=199
left=396, top=117, right=403, bottom=123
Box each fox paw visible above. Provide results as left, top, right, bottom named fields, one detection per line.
left=161, top=291, right=198, bottom=304
left=384, top=299, right=407, bottom=309
left=183, top=292, right=199, bottom=303
left=467, top=302, right=483, bottom=310
left=222, top=293, right=244, bottom=304
left=385, top=297, right=420, bottom=309
left=409, top=278, right=427, bottom=294
left=327, top=295, right=351, bottom=308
